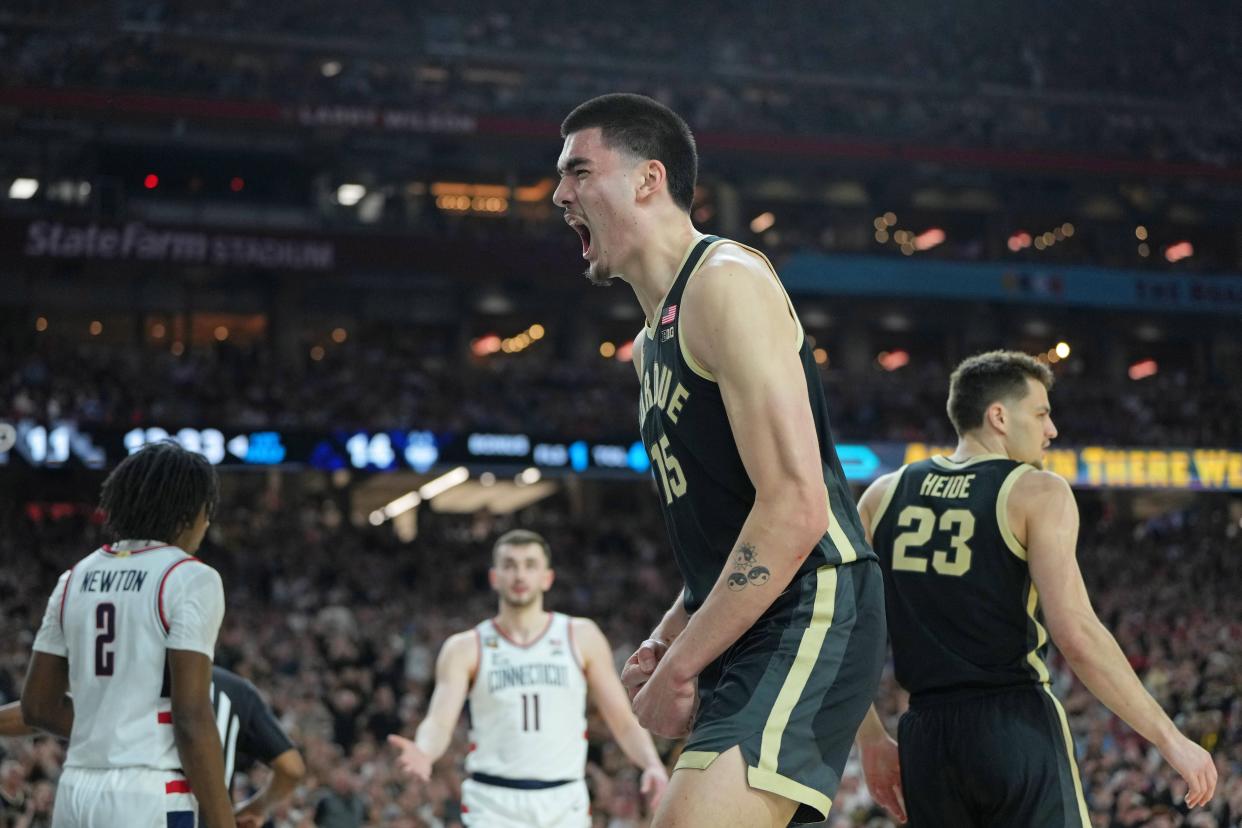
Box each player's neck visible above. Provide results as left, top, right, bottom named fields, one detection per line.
left=950, top=433, right=1009, bottom=462
left=620, top=217, right=701, bottom=324
left=494, top=605, right=550, bottom=643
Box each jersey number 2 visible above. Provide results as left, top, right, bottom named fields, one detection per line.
left=892, top=506, right=975, bottom=576
left=94, top=602, right=116, bottom=676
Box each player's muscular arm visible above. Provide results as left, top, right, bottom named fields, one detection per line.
left=620, top=594, right=689, bottom=701
left=636, top=252, right=829, bottom=736
left=388, top=631, right=477, bottom=782
left=235, top=748, right=305, bottom=827
left=1021, top=471, right=1217, bottom=808
left=170, top=649, right=235, bottom=828
left=857, top=471, right=901, bottom=547
left=852, top=475, right=908, bottom=823
left=19, top=655, right=73, bottom=739
left=0, top=701, right=37, bottom=737
left=577, top=619, right=665, bottom=769
left=575, top=619, right=668, bottom=809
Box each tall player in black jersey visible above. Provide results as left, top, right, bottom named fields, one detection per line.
left=555, top=93, right=886, bottom=826
left=855, top=351, right=1216, bottom=826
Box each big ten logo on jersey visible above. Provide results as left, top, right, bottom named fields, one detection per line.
left=639, top=360, right=690, bottom=430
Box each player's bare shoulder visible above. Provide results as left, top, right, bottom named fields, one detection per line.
left=1008, top=467, right=1077, bottom=546
left=684, top=242, right=781, bottom=308
left=680, top=241, right=796, bottom=368
left=439, top=628, right=482, bottom=677
left=569, top=616, right=607, bottom=663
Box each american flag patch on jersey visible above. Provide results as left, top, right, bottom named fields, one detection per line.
left=661, top=304, right=678, bottom=324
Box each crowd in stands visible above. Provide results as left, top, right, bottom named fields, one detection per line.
left=4, top=335, right=1241, bottom=449
left=0, top=482, right=1238, bottom=827
left=1, top=0, right=1239, bottom=164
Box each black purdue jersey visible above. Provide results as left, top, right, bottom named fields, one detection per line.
left=637, top=236, right=875, bottom=613
left=210, top=666, right=295, bottom=786
left=871, top=455, right=1049, bottom=700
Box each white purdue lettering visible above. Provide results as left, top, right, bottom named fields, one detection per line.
left=667, top=384, right=690, bottom=424
left=641, top=361, right=692, bottom=425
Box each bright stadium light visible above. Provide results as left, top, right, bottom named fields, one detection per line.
left=336, top=183, right=366, bottom=206
left=9, top=178, right=38, bottom=199
left=1055, top=341, right=1071, bottom=359
left=417, top=466, right=470, bottom=501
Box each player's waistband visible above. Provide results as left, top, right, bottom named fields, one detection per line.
left=908, top=680, right=1045, bottom=709
left=468, top=772, right=580, bottom=790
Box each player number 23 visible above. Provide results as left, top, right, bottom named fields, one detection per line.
left=649, top=435, right=687, bottom=505
left=892, top=506, right=975, bottom=576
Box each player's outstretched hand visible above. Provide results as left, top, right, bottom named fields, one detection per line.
left=640, top=762, right=669, bottom=813
left=860, top=732, right=907, bottom=823
left=387, top=734, right=434, bottom=783
left=621, top=639, right=668, bottom=703
left=1160, top=733, right=1217, bottom=808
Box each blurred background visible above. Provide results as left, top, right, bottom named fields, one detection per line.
left=1, top=1, right=1240, bottom=825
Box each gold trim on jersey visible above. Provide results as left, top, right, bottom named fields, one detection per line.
left=997, top=464, right=1035, bottom=561
left=673, top=750, right=719, bottom=771
left=1040, top=684, right=1093, bottom=827
left=930, top=453, right=1009, bottom=469
left=825, top=488, right=861, bottom=564
left=868, top=465, right=909, bottom=538
left=1023, top=581, right=1051, bottom=683
left=746, top=766, right=833, bottom=822
left=645, top=234, right=709, bottom=341
left=1024, top=580, right=1090, bottom=824
left=675, top=238, right=805, bottom=384
left=757, top=566, right=837, bottom=775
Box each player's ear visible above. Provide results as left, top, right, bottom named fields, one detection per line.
left=543, top=569, right=555, bottom=590
left=986, top=401, right=1008, bottom=434
left=635, top=159, right=667, bottom=203
left=487, top=568, right=498, bottom=591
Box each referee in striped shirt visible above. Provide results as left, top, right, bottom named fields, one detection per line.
left=2, top=666, right=305, bottom=828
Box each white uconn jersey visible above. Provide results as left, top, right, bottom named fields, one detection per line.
left=32, top=540, right=225, bottom=770
left=466, top=613, right=588, bottom=781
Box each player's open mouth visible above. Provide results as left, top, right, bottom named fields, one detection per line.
left=567, top=216, right=592, bottom=259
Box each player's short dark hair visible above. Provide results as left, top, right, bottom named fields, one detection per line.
left=947, top=350, right=1054, bottom=436
left=99, top=441, right=219, bottom=543
left=492, top=529, right=552, bottom=566
left=561, top=93, right=698, bottom=213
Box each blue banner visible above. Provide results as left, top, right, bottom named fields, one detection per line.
left=780, top=253, right=1242, bottom=315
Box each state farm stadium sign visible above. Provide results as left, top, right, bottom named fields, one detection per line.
left=23, top=220, right=335, bottom=271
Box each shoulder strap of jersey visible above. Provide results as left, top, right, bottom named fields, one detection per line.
left=659, top=235, right=720, bottom=319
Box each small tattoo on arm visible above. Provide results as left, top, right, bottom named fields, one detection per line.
left=733, top=542, right=758, bottom=570
left=727, top=543, right=770, bottom=590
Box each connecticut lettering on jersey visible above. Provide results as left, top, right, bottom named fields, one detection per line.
left=466, top=613, right=587, bottom=782
left=487, top=663, right=570, bottom=693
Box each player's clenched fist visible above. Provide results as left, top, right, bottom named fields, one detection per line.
left=621, top=639, right=668, bottom=703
